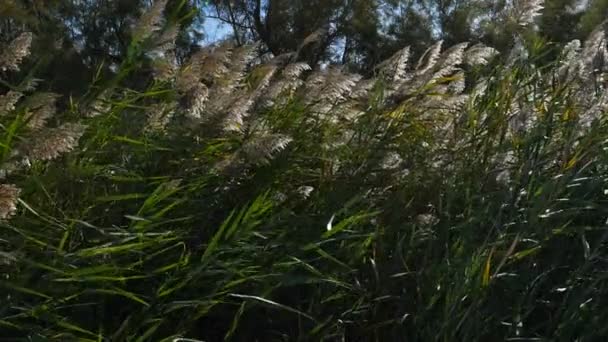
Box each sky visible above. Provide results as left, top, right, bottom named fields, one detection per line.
left=201, top=11, right=232, bottom=44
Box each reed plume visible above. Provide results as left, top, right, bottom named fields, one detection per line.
left=0, top=32, right=32, bottom=72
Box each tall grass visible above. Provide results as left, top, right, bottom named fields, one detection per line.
left=2, top=2, right=608, bottom=341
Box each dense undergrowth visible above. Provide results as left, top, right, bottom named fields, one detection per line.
left=2, top=1, right=608, bottom=341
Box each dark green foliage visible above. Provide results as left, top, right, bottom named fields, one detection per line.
left=3, top=1, right=608, bottom=341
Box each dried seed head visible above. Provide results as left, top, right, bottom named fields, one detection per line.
left=0, top=91, right=23, bottom=115
left=241, top=134, right=292, bottom=166
left=132, top=0, right=168, bottom=42
left=296, top=186, right=314, bottom=199
left=261, top=64, right=309, bottom=107
left=376, top=46, right=411, bottom=84
left=305, top=68, right=361, bottom=113
left=25, top=103, right=55, bottom=130
left=465, top=44, right=499, bottom=66
left=145, top=102, right=176, bottom=132
left=23, top=92, right=60, bottom=130
left=283, top=62, right=312, bottom=79
left=432, top=42, right=469, bottom=82
left=351, top=78, right=375, bottom=100
left=176, top=64, right=202, bottom=94
left=507, top=35, right=529, bottom=66
left=0, top=32, right=33, bottom=72
left=22, top=123, right=86, bottom=162
left=581, top=23, right=608, bottom=78
left=415, top=213, right=439, bottom=227
left=151, top=54, right=177, bottom=82
left=21, top=78, right=42, bottom=92
left=230, top=43, right=260, bottom=74
left=155, top=25, right=179, bottom=54
left=562, top=39, right=582, bottom=63
left=448, top=72, right=466, bottom=94
left=0, top=184, right=20, bottom=220
left=381, top=152, right=403, bottom=170
left=185, top=83, right=209, bottom=120
left=200, top=42, right=234, bottom=84
left=223, top=65, right=277, bottom=131
left=416, top=40, right=443, bottom=74
left=507, top=0, right=544, bottom=27
left=85, top=90, right=112, bottom=118
left=558, top=40, right=582, bottom=80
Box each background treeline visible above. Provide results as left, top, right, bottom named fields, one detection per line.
left=2, top=0, right=607, bottom=94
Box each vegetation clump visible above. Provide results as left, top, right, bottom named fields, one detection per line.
left=2, top=0, right=608, bottom=340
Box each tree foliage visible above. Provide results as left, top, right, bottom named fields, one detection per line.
left=2, top=0, right=608, bottom=340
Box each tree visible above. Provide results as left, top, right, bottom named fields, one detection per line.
left=1, top=0, right=206, bottom=97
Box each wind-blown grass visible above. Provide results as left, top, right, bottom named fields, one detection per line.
left=2, top=1, right=608, bottom=341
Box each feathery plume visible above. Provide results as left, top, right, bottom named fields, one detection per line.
left=0, top=91, right=23, bottom=115
left=283, top=62, right=312, bottom=79
left=471, top=78, right=490, bottom=100
left=185, top=46, right=235, bottom=117
left=507, top=99, right=536, bottom=135
left=145, top=102, right=175, bottom=132
left=230, top=43, right=261, bottom=74
left=212, top=153, right=241, bottom=175
left=507, top=0, right=544, bottom=27
left=298, top=28, right=327, bottom=50
left=132, top=0, right=168, bottom=42
left=579, top=91, right=608, bottom=128
left=214, top=43, right=262, bottom=103
left=0, top=32, right=33, bottom=72
left=0, top=250, right=19, bottom=266
left=465, top=44, right=499, bottom=66
left=85, top=90, right=112, bottom=118
left=448, top=71, right=466, bottom=94
left=443, top=94, right=470, bottom=112
left=21, top=123, right=86, bottom=162
left=305, top=68, right=362, bottom=113
left=155, top=25, right=179, bottom=54
left=507, top=35, right=529, bottom=66
left=176, top=63, right=202, bottom=94
left=185, top=83, right=209, bottom=120
left=580, top=23, right=608, bottom=78
left=415, top=40, right=443, bottom=75
left=223, top=97, right=253, bottom=131
left=381, top=152, right=403, bottom=170
left=558, top=39, right=582, bottom=80
left=23, top=92, right=60, bottom=130
left=21, top=78, right=42, bottom=92
left=272, top=191, right=288, bottom=203
left=261, top=62, right=311, bottom=108
left=224, top=65, right=278, bottom=131
left=494, top=151, right=516, bottom=185
left=200, top=42, right=234, bottom=84
left=296, top=185, right=314, bottom=199
left=432, top=42, right=469, bottom=82
left=334, top=99, right=365, bottom=122
left=151, top=54, right=177, bottom=82
left=350, top=78, right=375, bottom=100
left=0, top=184, right=20, bottom=220
left=376, top=46, right=411, bottom=85
left=241, top=134, right=292, bottom=166
left=204, top=90, right=235, bottom=119
left=416, top=213, right=439, bottom=227
left=563, top=39, right=582, bottom=63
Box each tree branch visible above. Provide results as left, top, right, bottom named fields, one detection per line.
left=251, top=0, right=277, bottom=53
left=206, top=15, right=252, bottom=30
left=224, top=0, right=242, bottom=45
